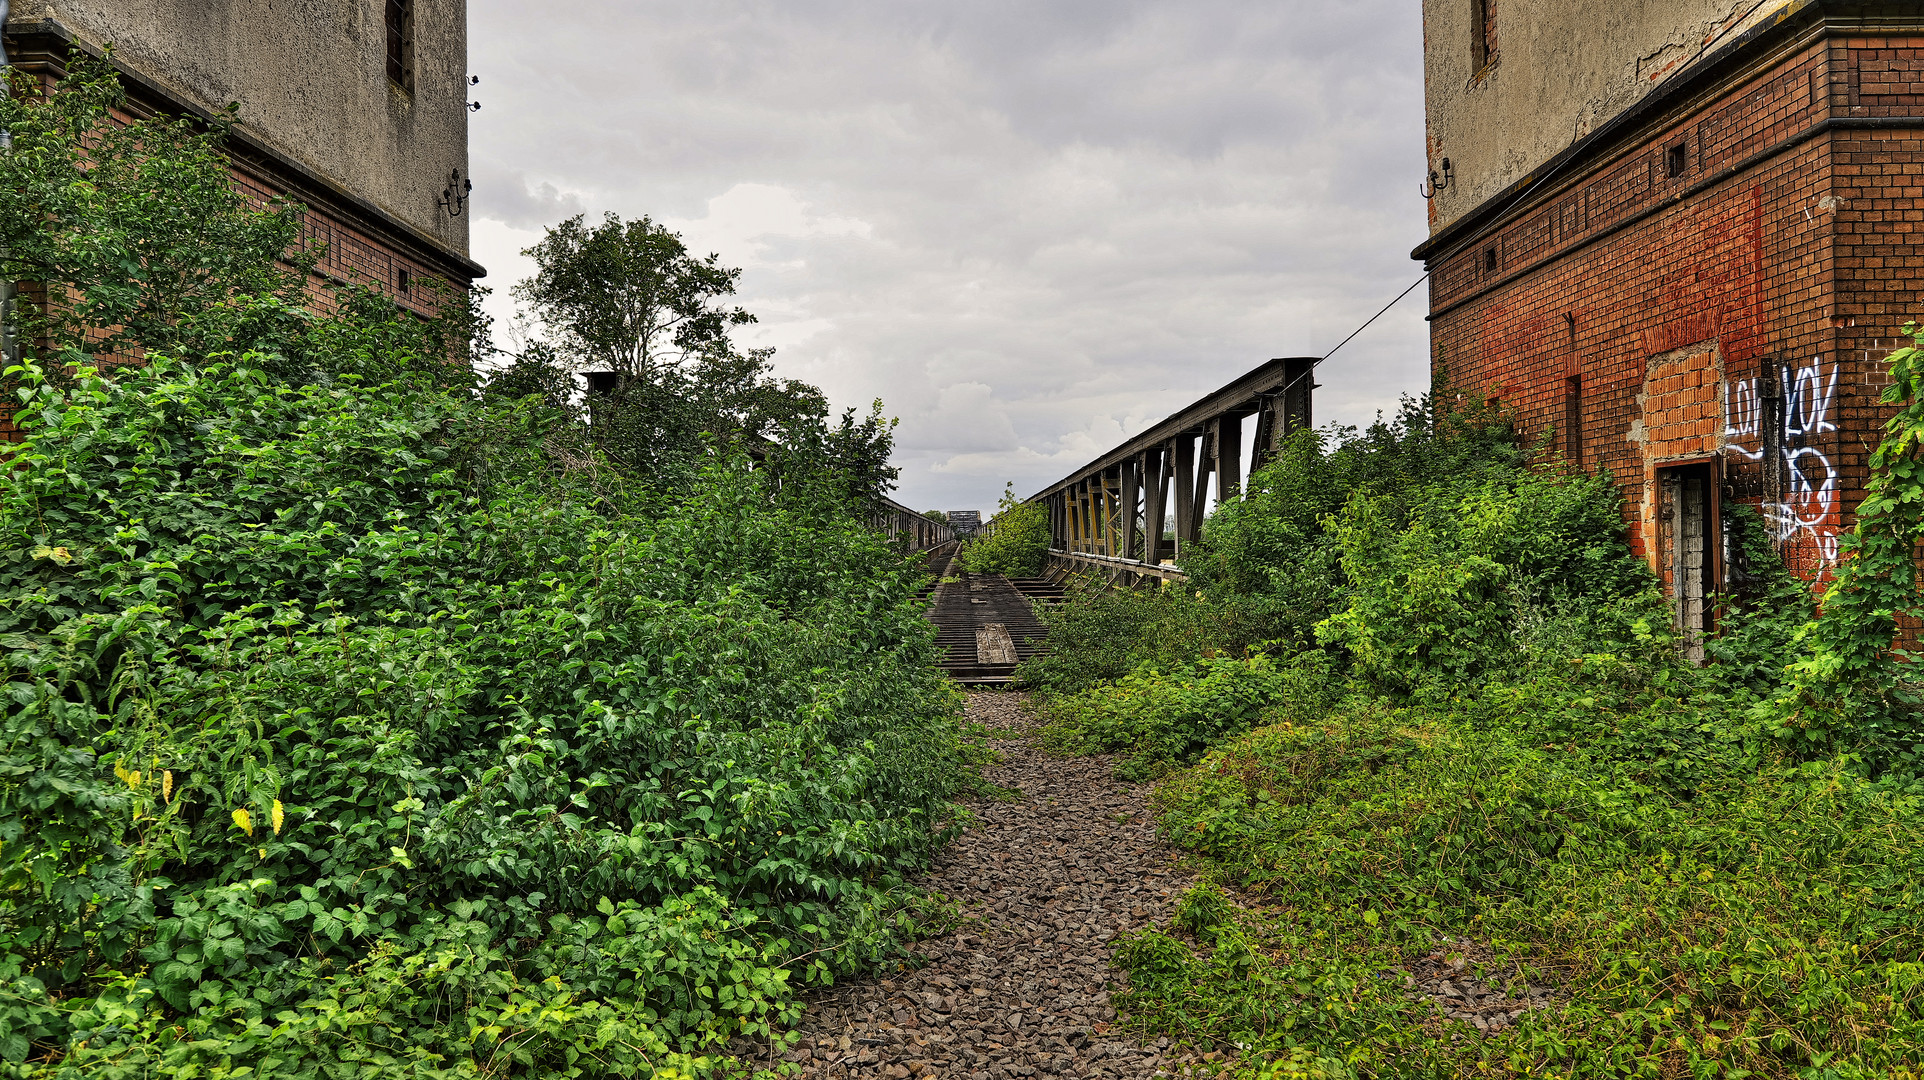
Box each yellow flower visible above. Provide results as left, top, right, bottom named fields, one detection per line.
left=232, top=808, right=253, bottom=836
left=127, top=770, right=141, bottom=790
left=162, top=771, right=174, bottom=802
left=271, top=800, right=284, bottom=836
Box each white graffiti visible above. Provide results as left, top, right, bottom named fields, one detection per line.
left=1725, top=357, right=1839, bottom=564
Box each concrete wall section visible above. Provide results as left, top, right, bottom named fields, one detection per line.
left=1420, top=0, right=1799, bottom=234
left=15, top=0, right=470, bottom=257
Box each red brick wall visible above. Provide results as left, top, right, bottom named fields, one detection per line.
left=1426, top=32, right=1923, bottom=591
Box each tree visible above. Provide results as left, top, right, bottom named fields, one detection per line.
left=0, top=55, right=307, bottom=369
left=514, top=213, right=751, bottom=379
left=507, top=213, right=895, bottom=504
left=960, top=483, right=1052, bottom=577
left=922, top=509, right=949, bottom=523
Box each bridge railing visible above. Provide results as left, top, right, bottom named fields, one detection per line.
left=870, top=495, right=956, bottom=551
left=1022, top=356, right=1317, bottom=570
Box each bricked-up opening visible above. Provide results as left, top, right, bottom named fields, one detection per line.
left=1563, top=375, right=1582, bottom=464
left=1472, top=0, right=1497, bottom=69
left=1482, top=246, right=1498, bottom=275
left=385, top=0, right=414, bottom=93
left=1665, top=140, right=1688, bottom=179
left=1657, top=460, right=1720, bottom=664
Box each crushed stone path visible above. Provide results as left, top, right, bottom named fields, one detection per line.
left=760, top=690, right=1200, bottom=1078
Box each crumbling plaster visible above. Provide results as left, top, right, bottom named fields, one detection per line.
left=1420, top=0, right=1797, bottom=234
left=10, top=0, right=470, bottom=256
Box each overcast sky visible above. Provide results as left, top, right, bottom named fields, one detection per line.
left=467, top=1, right=1431, bottom=512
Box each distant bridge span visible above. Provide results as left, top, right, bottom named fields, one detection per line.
left=873, top=495, right=956, bottom=551
left=1024, top=356, right=1319, bottom=583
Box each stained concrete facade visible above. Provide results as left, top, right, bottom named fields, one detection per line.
left=1414, top=0, right=1924, bottom=636
left=9, top=0, right=472, bottom=255
left=1421, top=0, right=1800, bottom=233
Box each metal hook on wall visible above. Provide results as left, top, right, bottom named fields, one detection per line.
left=1420, top=157, right=1453, bottom=199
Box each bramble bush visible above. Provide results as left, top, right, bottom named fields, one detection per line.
left=1028, top=356, right=1924, bottom=1075
left=0, top=57, right=974, bottom=1078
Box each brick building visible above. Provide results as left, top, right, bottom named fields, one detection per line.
left=1, top=0, right=485, bottom=436
left=1416, top=0, right=1924, bottom=647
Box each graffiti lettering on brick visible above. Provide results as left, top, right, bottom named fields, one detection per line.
left=1724, top=357, right=1839, bottom=565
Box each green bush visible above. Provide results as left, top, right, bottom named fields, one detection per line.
left=1020, top=395, right=1535, bottom=691
left=958, top=483, right=1051, bottom=578
left=1316, top=468, right=1661, bottom=694
left=1016, top=578, right=1238, bottom=694
left=0, top=354, right=971, bottom=1075
left=1024, top=364, right=1924, bottom=1074
left=0, top=54, right=972, bottom=1076
left=1036, top=653, right=1340, bottom=779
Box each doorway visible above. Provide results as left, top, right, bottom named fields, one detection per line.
left=1656, top=460, right=1721, bottom=662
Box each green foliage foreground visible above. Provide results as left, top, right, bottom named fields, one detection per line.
left=1029, top=373, right=1924, bottom=1077
left=2, top=354, right=972, bottom=1078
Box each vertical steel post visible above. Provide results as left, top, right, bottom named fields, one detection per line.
left=1218, top=413, right=1243, bottom=502
left=1172, top=434, right=1196, bottom=554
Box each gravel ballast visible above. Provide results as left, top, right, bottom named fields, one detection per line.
left=757, top=690, right=1199, bottom=1078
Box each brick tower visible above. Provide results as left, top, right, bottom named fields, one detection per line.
left=1416, top=0, right=1924, bottom=641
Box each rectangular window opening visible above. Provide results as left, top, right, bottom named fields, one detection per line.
left=1665, top=140, right=1688, bottom=179
left=1482, top=246, right=1499, bottom=275
left=1472, top=0, right=1498, bottom=69
left=397, top=267, right=411, bottom=295
left=386, top=0, right=414, bottom=93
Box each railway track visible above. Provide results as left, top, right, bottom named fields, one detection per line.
left=922, top=548, right=1064, bottom=684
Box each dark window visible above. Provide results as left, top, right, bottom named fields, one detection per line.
left=1666, top=140, right=1688, bottom=178
left=1563, top=374, right=1583, bottom=465
left=386, top=0, right=414, bottom=92
left=1483, top=246, right=1499, bottom=274
left=397, top=267, right=411, bottom=294
left=1472, top=0, right=1498, bottom=68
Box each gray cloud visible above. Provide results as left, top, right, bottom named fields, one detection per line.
left=468, top=0, right=1430, bottom=512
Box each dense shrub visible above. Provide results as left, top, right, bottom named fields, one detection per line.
left=958, top=483, right=1052, bottom=578
left=0, top=354, right=970, bottom=1076
left=1013, top=579, right=1237, bottom=694
left=1316, top=468, right=1660, bottom=694
left=1018, top=395, right=1531, bottom=691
